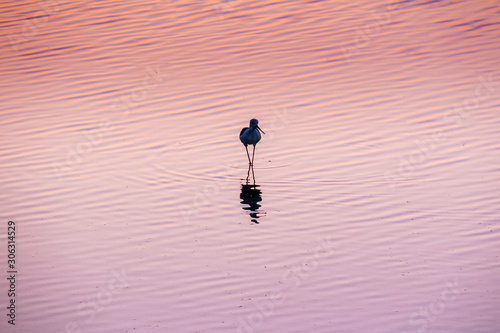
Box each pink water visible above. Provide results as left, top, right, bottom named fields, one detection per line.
left=1, top=0, right=499, bottom=332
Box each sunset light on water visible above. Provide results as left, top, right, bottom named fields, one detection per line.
left=1, top=1, right=499, bottom=332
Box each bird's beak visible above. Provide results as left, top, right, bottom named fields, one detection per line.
left=257, top=125, right=265, bottom=134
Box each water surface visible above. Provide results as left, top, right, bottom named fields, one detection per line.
left=0, top=0, right=499, bottom=332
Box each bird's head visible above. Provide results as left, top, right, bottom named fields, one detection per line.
left=249, top=119, right=265, bottom=134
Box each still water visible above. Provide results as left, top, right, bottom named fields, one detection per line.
left=1, top=0, right=499, bottom=332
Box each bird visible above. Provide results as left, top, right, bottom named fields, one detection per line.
left=239, top=118, right=265, bottom=166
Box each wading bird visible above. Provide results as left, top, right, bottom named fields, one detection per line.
left=239, top=118, right=265, bottom=166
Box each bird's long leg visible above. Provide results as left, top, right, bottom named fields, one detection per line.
left=251, top=145, right=256, bottom=166
left=251, top=164, right=255, bottom=184
left=245, top=145, right=252, bottom=165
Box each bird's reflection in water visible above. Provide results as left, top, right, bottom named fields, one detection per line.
left=240, top=165, right=265, bottom=224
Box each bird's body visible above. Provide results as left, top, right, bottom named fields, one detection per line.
left=239, top=119, right=264, bottom=165
left=239, top=126, right=261, bottom=146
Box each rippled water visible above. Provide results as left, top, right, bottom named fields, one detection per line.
left=1, top=0, right=499, bottom=332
